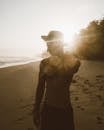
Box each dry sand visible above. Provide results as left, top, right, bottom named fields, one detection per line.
left=0, top=60, right=104, bottom=130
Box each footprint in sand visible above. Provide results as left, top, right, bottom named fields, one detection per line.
left=72, top=79, right=77, bottom=83
left=96, top=94, right=102, bottom=101
left=76, top=105, right=85, bottom=111
left=96, top=116, right=103, bottom=125
left=74, top=96, right=79, bottom=101
left=96, top=75, right=104, bottom=78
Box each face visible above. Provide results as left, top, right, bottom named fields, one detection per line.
left=46, top=41, right=63, bottom=56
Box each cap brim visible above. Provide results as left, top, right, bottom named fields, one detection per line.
left=41, top=35, right=48, bottom=41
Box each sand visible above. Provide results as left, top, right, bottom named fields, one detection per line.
left=0, top=60, right=104, bottom=130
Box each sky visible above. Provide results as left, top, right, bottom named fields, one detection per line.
left=0, top=0, right=104, bottom=56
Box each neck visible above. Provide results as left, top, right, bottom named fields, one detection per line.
left=56, top=50, right=64, bottom=57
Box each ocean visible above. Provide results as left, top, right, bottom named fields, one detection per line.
left=0, top=56, right=42, bottom=68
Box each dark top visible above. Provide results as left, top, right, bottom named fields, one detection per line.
left=38, top=54, right=80, bottom=108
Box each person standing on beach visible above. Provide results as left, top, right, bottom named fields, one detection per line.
left=33, top=30, right=81, bottom=130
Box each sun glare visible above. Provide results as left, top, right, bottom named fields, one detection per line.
left=62, top=29, right=77, bottom=52
left=64, top=31, right=74, bottom=42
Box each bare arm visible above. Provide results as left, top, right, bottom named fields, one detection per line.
left=73, top=59, right=81, bottom=73
left=33, top=60, right=46, bottom=127
left=34, top=60, right=46, bottom=110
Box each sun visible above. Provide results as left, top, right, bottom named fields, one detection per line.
left=64, top=31, right=74, bottom=42
left=61, top=29, right=77, bottom=53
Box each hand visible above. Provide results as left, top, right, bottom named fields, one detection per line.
left=33, top=108, right=40, bottom=128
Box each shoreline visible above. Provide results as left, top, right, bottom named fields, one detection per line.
left=0, top=58, right=42, bottom=69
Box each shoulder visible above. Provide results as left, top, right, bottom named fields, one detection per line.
left=64, top=53, right=81, bottom=70
left=40, top=56, right=60, bottom=66
left=64, top=53, right=80, bottom=64
left=75, top=59, right=81, bottom=66
left=40, top=58, right=49, bottom=65
left=73, top=58, right=81, bottom=73
left=39, top=58, right=50, bottom=70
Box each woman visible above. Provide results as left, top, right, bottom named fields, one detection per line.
left=33, top=30, right=81, bottom=130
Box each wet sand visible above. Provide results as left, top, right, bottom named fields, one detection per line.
left=0, top=60, right=104, bottom=130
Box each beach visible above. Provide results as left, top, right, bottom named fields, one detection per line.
left=0, top=60, right=104, bottom=130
